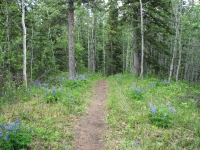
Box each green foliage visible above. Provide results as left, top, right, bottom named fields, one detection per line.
left=106, top=74, right=200, bottom=149
left=0, top=120, right=32, bottom=150
left=129, top=85, right=145, bottom=100
left=148, top=102, right=176, bottom=128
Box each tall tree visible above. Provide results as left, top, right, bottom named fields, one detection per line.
left=68, top=0, right=75, bottom=78
left=22, top=0, right=27, bottom=89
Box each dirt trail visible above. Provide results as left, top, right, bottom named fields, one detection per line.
left=74, top=80, right=107, bottom=150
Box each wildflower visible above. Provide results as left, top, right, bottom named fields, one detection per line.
left=149, top=104, right=156, bottom=115
left=1, top=123, right=4, bottom=129
left=0, top=131, right=2, bottom=139
left=1, top=92, right=5, bottom=97
left=45, top=89, right=48, bottom=94
left=5, top=123, right=14, bottom=131
left=136, top=88, right=140, bottom=94
left=27, top=90, right=30, bottom=95
left=163, top=79, right=170, bottom=85
left=15, top=120, right=20, bottom=125
left=164, top=113, right=167, bottom=120
left=43, top=83, right=49, bottom=87
left=134, top=139, right=138, bottom=148
left=60, top=84, right=62, bottom=91
left=38, top=82, right=42, bottom=88
left=130, top=86, right=133, bottom=91
left=62, top=77, right=66, bottom=81
left=52, top=86, right=56, bottom=94
left=69, top=77, right=74, bottom=80
left=150, top=83, right=154, bottom=87
left=75, top=75, right=79, bottom=80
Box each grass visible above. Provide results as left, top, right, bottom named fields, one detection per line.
left=1, top=72, right=200, bottom=149
left=105, top=73, right=200, bottom=150
left=0, top=73, right=101, bottom=150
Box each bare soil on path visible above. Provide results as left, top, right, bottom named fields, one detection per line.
left=74, top=80, right=107, bottom=150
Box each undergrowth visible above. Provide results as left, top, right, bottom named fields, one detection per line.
left=0, top=73, right=101, bottom=150
left=106, top=73, right=200, bottom=150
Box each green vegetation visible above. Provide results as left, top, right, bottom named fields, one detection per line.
left=0, top=73, right=101, bottom=149
left=0, top=120, right=32, bottom=150
left=106, top=74, right=200, bottom=150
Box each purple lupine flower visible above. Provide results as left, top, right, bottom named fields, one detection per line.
left=1, top=123, right=4, bottom=129
left=15, top=120, right=20, bottom=125
left=62, top=77, right=66, bottom=81
left=164, top=113, right=167, bottom=120
left=130, top=86, right=133, bottom=91
left=149, top=104, right=156, bottom=115
left=136, top=88, right=140, bottom=94
left=45, top=89, right=48, bottom=94
left=43, top=83, right=49, bottom=87
left=52, top=86, right=56, bottom=94
left=163, top=79, right=170, bottom=85
left=1, top=92, right=5, bottom=97
left=5, top=123, right=14, bottom=131
left=27, top=90, right=30, bottom=95
left=0, top=131, right=2, bottom=139
left=150, top=83, right=154, bottom=87
left=38, top=82, right=42, bottom=88
left=134, top=139, right=138, bottom=147
left=60, top=84, right=62, bottom=91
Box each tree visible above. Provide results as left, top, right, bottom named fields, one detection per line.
left=22, top=0, right=27, bottom=89
left=68, top=0, right=75, bottom=78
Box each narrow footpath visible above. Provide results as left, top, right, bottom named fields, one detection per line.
left=74, top=80, right=107, bottom=150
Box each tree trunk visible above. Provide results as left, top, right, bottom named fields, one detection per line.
left=22, top=0, right=27, bottom=89
left=68, top=0, right=75, bottom=78
left=132, top=30, right=140, bottom=76
left=140, top=0, right=144, bottom=78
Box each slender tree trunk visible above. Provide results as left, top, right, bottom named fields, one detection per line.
left=4, top=0, right=10, bottom=69
left=91, top=12, right=95, bottom=72
left=30, top=19, right=34, bottom=82
left=175, top=0, right=183, bottom=83
left=68, top=0, right=75, bottom=78
left=126, top=35, right=130, bottom=72
left=22, top=0, right=27, bottom=89
left=140, top=0, right=144, bottom=78
left=132, top=30, right=140, bottom=76
left=122, top=33, right=125, bottom=73
left=169, top=0, right=179, bottom=82
left=103, top=22, right=106, bottom=75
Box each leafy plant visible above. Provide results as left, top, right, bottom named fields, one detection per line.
left=148, top=102, right=176, bottom=128
left=45, top=86, right=62, bottom=103
left=129, top=84, right=145, bottom=100
left=0, top=120, right=32, bottom=150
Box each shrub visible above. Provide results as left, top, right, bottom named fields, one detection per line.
left=129, top=84, right=145, bottom=100
left=0, top=120, right=32, bottom=150
left=148, top=102, right=176, bottom=128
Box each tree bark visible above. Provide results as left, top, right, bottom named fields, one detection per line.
left=132, top=30, right=140, bottom=76
left=68, top=0, right=75, bottom=78
left=22, top=0, right=27, bottom=89
left=140, top=0, right=144, bottom=78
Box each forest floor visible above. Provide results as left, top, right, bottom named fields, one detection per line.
left=73, top=79, right=108, bottom=150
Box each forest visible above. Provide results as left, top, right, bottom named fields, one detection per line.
left=0, top=0, right=200, bottom=149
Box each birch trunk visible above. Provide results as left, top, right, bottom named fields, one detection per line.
left=22, top=0, right=27, bottom=89
left=169, top=0, right=179, bottom=82
left=140, top=0, right=144, bottom=78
